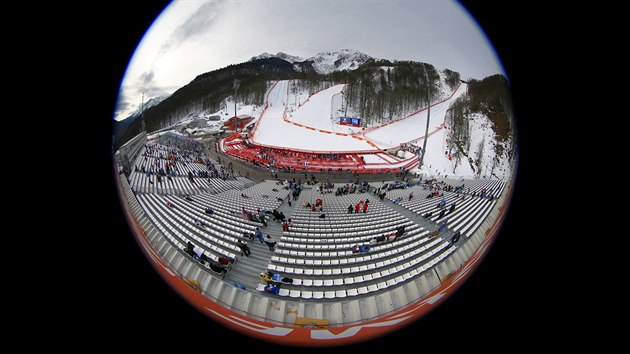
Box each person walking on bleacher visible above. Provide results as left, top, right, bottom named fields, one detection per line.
left=264, top=235, right=276, bottom=252
left=255, top=228, right=264, bottom=244
left=438, top=218, right=448, bottom=232
left=449, top=231, right=461, bottom=246
left=237, top=240, right=252, bottom=257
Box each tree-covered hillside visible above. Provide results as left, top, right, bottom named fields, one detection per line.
left=114, top=57, right=463, bottom=148
left=445, top=74, right=514, bottom=175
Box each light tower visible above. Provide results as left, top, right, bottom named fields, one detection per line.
left=233, top=79, right=240, bottom=121
left=140, top=92, right=146, bottom=133
left=418, top=64, right=431, bottom=169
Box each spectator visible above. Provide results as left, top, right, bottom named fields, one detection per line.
left=438, top=218, right=448, bottom=232
left=448, top=203, right=456, bottom=214
left=348, top=204, right=353, bottom=213
left=259, top=272, right=272, bottom=283
left=319, top=213, right=326, bottom=219
left=263, top=283, right=280, bottom=295
left=362, top=202, right=369, bottom=213
left=185, top=241, right=195, bottom=257
left=437, top=209, right=446, bottom=220
left=255, top=228, right=264, bottom=244
left=209, top=261, right=226, bottom=275
left=409, top=192, right=413, bottom=201
left=354, top=203, right=360, bottom=213
left=259, top=214, right=267, bottom=227
left=236, top=240, right=252, bottom=257
left=449, top=231, right=461, bottom=245
left=282, top=220, right=289, bottom=232
left=204, top=207, right=214, bottom=214
left=264, top=235, right=276, bottom=251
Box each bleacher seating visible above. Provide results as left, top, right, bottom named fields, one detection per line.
left=385, top=178, right=506, bottom=237
left=126, top=136, right=506, bottom=303
left=128, top=142, right=251, bottom=195
left=259, top=187, right=457, bottom=299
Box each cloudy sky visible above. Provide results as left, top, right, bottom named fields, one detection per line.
left=115, top=0, right=505, bottom=121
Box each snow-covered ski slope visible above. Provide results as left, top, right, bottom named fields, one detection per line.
left=250, top=80, right=466, bottom=154
left=363, top=83, right=467, bottom=149
left=251, top=81, right=377, bottom=152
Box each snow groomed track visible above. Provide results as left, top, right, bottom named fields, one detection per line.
left=250, top=80, right=466, bottom=153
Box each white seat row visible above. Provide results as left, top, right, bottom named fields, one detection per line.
left=271, top=232, right=439, bottom=276
left=270, top=245, right=458, bottom=299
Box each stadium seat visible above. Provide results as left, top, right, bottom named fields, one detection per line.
left=335, top=290, right=347, bottom=298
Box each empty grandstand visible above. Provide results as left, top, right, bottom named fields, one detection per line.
left=115, top=128, right=515, bottom=346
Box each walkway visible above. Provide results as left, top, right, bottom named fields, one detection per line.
left=377, top=189, right=461, bottom=246
left=224, top=190, right=298, bottom=291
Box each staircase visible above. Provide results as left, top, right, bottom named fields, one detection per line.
left=224, top=192, right=297, bottom=291
left=381, top=194, right=455, bottom=243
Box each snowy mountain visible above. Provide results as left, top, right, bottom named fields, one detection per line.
left=250, top=49, right=374, bottom=75
left=113, top=95, right=169, bottom=144
left=249, top=52, right=305, bottom=63
left=304, top=49, right=373, bottom=74
left=128, top=95, right=169, bottom=119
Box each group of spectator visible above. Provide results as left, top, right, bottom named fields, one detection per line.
left=258, top=271, right=294, bottom=295
left=184, top=241, right=231, bottom=276
left=347, top=199, right=369, bottom=213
